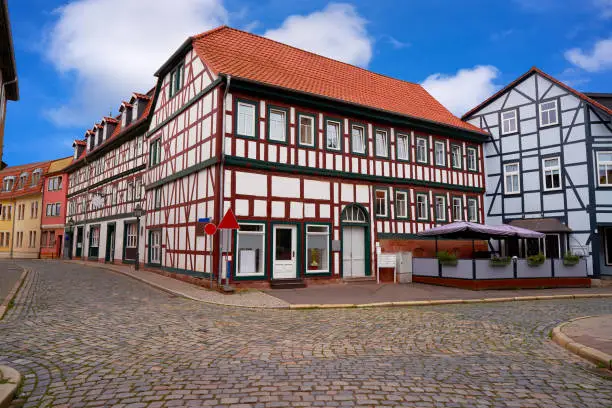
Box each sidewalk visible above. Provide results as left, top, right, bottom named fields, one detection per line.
left=60, top=260, right=612, bottom=310
left=0, top=264, right=27, bottom=319
left=552, top=315, right=612, bottom=369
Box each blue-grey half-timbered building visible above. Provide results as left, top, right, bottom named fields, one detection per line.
left=463, top=67, right=612, bottom=277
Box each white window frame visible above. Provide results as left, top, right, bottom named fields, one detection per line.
left=305, top=225, right=330, bottom=274
left=395, top=191, right=408, bottom=219
left=503, top=162, right=521, bottom=194
left=597, top=151, right=612, bottom=187
left=416, top=138, right=427, bottom=164
left=451, top=145, right=462, bottom=169
left=452, top=197, right=463, bottom=221
left=298, top=114, right=315, bottom=147
left=154, top=187, right=162, bottom=209
left=539, top=100, right=558, bottom=127
left=90, top=226, right=100, bottom=248
left=326, top=120, right=341, bottom=151
left=542, top=156, right=562, bottom=191
left=467, top=199, right=478, bottom=222
left=375, top=189, right=388, bottom=217
left=435, top=196, right=446, bottom=222
left=351, top=125, right=366, bottom=154
left=236, top=101, right=256, bottom=138
left=375, top=129, right=388, bottom=158
left=467, top=147, right=477, bottom=171
left=501, top=109, right=518, bottom=135
left=434, top=141, right=446, bottom=166
left=236, top=223, right=266, bottom=277
left=126, top=223, right=138, bottom=248
left=416, top=193, right=428, bottom=221
left=150, top=230, right=162, bottom=264
left=149, top=138, right=161, bottom=166
left=268, top=108, right=287, bottom=142
left=396, top=133, right=409, bottom=160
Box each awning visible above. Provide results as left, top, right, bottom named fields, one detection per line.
left=508, top=218, right=572, bottom=233
left=416, top=221, right=545, bottom=240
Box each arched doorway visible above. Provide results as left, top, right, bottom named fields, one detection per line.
left=340, top=204, right=371, bottom=278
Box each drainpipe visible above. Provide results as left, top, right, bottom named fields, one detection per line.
left=217, top=75, right=231, bottom=288
left=9, top=198, right=15, bottom=259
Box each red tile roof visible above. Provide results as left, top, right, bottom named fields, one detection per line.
left=462, top=66, right=612, bottom=119
left=0, top=160, right=52, bottom=199
left=191, top=26, right=484, bottom=135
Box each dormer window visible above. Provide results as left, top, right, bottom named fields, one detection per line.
left=121, top=104, right=133, bottom=128
left=169, top=62, right=184, bottom=98
left=97, top=128, right=103, bottom=146
left=18, top=173, right=28, bottom=189
left=31, top=169, right=42, bottom=186
left=132, top=101, right=139, bottom=122
left=74, top=148, right=78, bottom=160
left=2, top=177, right=14, bottom=192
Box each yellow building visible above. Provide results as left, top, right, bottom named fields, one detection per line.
left=0, top=160, right=51, bottom=258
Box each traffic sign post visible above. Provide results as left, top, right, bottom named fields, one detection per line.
left=217, top=209, right=240, bottom=288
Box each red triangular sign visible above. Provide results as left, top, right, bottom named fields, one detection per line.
left=218, top=208, right=240, bottom=230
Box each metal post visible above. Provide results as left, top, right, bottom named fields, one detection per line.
left=135, top=215, right=140, bottom=270
left=472, top=239, right=476, bottom=280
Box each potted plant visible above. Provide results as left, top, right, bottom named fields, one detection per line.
left=489, top=256, right=511, bottom=267
left=527, top=252, right=545, bottom=267
left=437, top=251, right=458, bottom=266
left=563, top=252, right=580, bottom=266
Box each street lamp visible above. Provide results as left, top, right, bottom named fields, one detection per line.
left=133, top=204, right=145, bottom=270
left=67, top=217, right=75, bottom=260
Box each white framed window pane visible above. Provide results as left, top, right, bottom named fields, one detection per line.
left=299, top=116, right=314, bottom=146
left=396, top=192, right=407, bottom=218
left=416, top=139, right=427, bottom=163
left=467, top=148, right=477, bottom=170
left=397, top=134, right=409, bottom=160
left=269, top=109, right=286, bottom=141
left=306, top=225, right=329, bottom=273
left=540, top=101, right=558, bottom=126
left=435, top=142, right=445, bottom=166
left=375, top=190, right=387, bottom=216
left=468, top=200, right=478, bottom=222
left=435, top=197, right=446, bottom=221
left=237, top=224, right=265, bottom=276
left=453, top=198, right=462, bottom=220
left=237, top=102, right=256, bottom=137
left=451, top=146, right=462, bottom=168
left=501, top=110, right=517, bottom=134
left=375, top=131, right=388, bottom=157
left=326, top=121, right=340, bottom=149
left=352, top=126, right=365, bottom=153
left=417, top=195, right=427, bottom=220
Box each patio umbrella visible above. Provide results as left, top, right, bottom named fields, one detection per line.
left=416, top=221, right=544, bottom=240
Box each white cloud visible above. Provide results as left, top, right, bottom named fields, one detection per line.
left=565, top=37, right=612, bottom=72
left=263, top=3, right=373, bottom=68
left=421, top=66, right=500, bottom=116
left=594, top=0, right=612, bottom=18
left=44, top=0, right=228, bottom=127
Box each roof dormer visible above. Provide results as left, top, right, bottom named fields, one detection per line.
left=119, top=102, right=133, bottom=128
left=129, top=92, right=150, bottom=123
left=73, top=139, right=86, bottom=160
left=95, top=124, right=103, bottom=146
left=102, top=117, right=118, bottom=142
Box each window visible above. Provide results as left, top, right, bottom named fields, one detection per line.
left=435, top=196, right=446, bottom=222
left=597, top=152, right=612, bottom=186
left=236, top=223, right=266, bottom=277
left=132, top=101, right=139, bottom=122
left=150, top=230, right=162, bottom=264
left=375, top=129, right=388, bottom=157
left=169, top=63, right=184, bottom=98
left=268, top=108, right=287, bottom=142
left=434, top=141, right=446, bottom=166
left=236, top=101, right=256, bottom=137
left=451, top=145, right=462, bottom=169
left=298, top=114, right=315, bottom=147
left=126, top=223, right=137, bottom=248
left=467, top=147, right=478, bottom=171
left=375, top=189, right=388, bottom=217
left=31, top=170, right=41, bottom=186
left=48, top=177, right=62, bottom=191
left=539, top=100, right=558, bottom=127
left=467, top=199, right=478, bottom=222
left=0, top=232, right=4, bottom=247
left=3, top=177, right=14, bottom=191
left=18, top=173, right=27, bottom=189
left=542, top=157, right=561, bottom=191
left=6, top=206, right=11, bottom=221
left=154, top=187, right=162, bottom=209
left=351, top=125, right=366, bottom=154
left=416, top=138, right=427, bottom=163
left=452, top=197, right=463, bottom=221
left=396, top=133, right=409, bottom=160
left=5, top=233, right=9, bottom=247
left=90, top=227, right=100, bottom=248
left=149, top=138, right=161, bottom=166
left=47, top=203, right=61, bottom=217
left=504, top=162, right=520, bottom=194
left=342, top=205, right=367, bottom=223
left=501, top=109, right=518, bottom=134
left=416, top=194, right=428, bottom=221
left=306, top=225, right=329, bottom=274
left=396, top=191, right=408, bottom=219
left=29, top=231, right=37, bottom=248
left=605, top=228, right=612, bottom=266
left=326, top=120, right=341, bottom=150
left=31, top=202, right=38, bottom=218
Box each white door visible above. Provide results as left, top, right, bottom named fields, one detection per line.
left=342, top=226, right=365, bottom=277
left=273, top=225, right=297, bottom=279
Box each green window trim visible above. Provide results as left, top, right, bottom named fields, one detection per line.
left=415, top=136, right=429, bottom=165
left=324, top=117, right=343, bottom=152
left=466, top=146, right=479, bottom=173
left=394, top=189, right=410, bottom=220
left=395, top=132, right=411, bottom=162
left=374, top=187, right=390, bottom=219
left=374, top=127, right=390, bottom=158
left=433, top=194, right=448, bottom=223
left=149, top=138, right=162, bottom=167
left=148, top=229, right=163, bottom=266
left=169, top=63, right=184, bottom=99
left=467, top=197, right=479, bottom=222
left=349, top=121, right=368, bottom=157
left=297, top=112, right=317, bottom=149
left=234, top=98, right=260, bottom=139
left=450, top=143, right=463, bottom=170
left=304, top=222, right=333, bottom=277
left=415, top=192, right=430, bottom=222
left=451, top=195, right=463, bottom=221
left=266, top=105, right=290, bottom=145
left=232, top=220, right=268, bottom=281
left=433, top=139, right=447, bottom=168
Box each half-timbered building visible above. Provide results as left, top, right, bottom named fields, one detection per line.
left=463, top=67, right=612, bottom=277
left=144, top=26, right=488, bottom=286
left=65, top=89, right=154, bottom=264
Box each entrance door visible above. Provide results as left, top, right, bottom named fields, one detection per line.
left=105, top=224, right=115, bottom=262
left=55, top=234, right=62, bottom=258
left=75, top=227, right=83, bottom=258
left=545, top=234, right=561, bottom=259
left=272, top=225, right=297, bottom=280
left=342, top=226, right=365, bottom=277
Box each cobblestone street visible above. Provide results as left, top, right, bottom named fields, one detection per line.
left=1, top=260, right=611, bottom=408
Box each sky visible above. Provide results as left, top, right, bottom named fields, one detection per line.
left=4, top=0, right=612, bottom=166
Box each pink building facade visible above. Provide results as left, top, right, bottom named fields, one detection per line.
left=40, top=157, right=71, bottom=258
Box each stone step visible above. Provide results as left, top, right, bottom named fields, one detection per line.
left=270, top=279, right=307, bottom=289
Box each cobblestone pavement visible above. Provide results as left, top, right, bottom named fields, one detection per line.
left=0, top=261, right=23, bottom=304
left=1, top=260, right=612, bottom=408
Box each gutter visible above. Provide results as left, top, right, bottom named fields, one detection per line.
left=217, top=74, right=231, bottom=287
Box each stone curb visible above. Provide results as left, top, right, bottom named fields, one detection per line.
left=0, top=365, right=21, bottom=408
left=551, top=317, right=612, bottom=369
left=0, top=268, right=28, bottom=320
